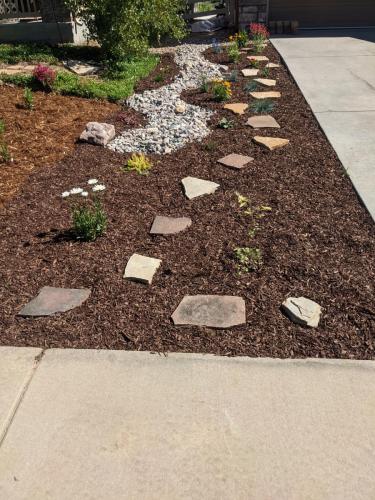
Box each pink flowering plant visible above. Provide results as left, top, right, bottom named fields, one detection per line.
left=249, top=23, right=270, bottom=42
left=33, top=64, right=57, bottom=89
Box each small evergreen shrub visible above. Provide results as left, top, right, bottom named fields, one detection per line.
left=123, top=153, right=152, bottom=175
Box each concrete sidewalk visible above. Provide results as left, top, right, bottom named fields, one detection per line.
left=1, top=348, right=375, bottom=499
left=272, top=30, right=375, bottom=221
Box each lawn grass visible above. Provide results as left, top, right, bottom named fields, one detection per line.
left=0, top=43, right=159, bottom=102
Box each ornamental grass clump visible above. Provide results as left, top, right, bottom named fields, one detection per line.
left=0, top=119, right=11, bottom=163
left=33, top=64, right=56, bottom=89
left=123, top=153, right=152, bottom=175
left=251, top=99, right=275, bottom=114
left=61, top=179, right=107, bottom=242
left=212, top=80, right=232, bottom=102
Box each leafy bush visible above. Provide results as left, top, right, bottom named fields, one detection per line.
left=64, top=0, right=186, bottom=62
left=212, top=80, right=232, bottom=102
left=23, top=87, right=34, bottom=110
left=123, top=153, right=152, bottom=175
left=227, top=42, right=241, bottom=63
left=72, top=200, right=107, bottom=241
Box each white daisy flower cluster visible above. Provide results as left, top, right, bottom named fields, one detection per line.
left=61, top=179, right=106, bottom=199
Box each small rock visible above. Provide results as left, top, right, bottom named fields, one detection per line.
left=254, top=78, right=277, bottom=87
left=181, top=176, right=220, bottom=199
left=175, top=102, right=187, bottom=114
left=150, top=216, right=192, bottom=235
left=247, top=115, right=280, bottom=129
left=172, top=295, right=246, bottom=328
left=18, top=287, right=90, bottom=317
left=223, top=103, right=249, bottom=115
left=217, top=153, right=253, bottom=170
left=253, top=136, right=289, bottom=151
left=250, top=91, right=281, bottom=99
left=241, top=68, right=259, bottom=77
left=80, top=122, right=115, bottom=147
left=266, top=62, right=280, bottom=68
left=124, top=254, right=162, bottom=285
left=281, top=297, right=322, bottom=328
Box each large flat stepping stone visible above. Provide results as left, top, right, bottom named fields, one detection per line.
left=80, top=122, right=115, bottom=147
left=253, top=136, right=290, bottom=151
left=182, top=177, right=220, bottom=200
left=124, top=254, right=161, bottom=285
left=18, top=287, right=90, bottom=317
left=266, top=62, right=280, bottom=68
left=254, top=78, right=277, bottom=87
left=172, top=295, right=246, bottom=328
left=282, top=297, right=322, bottom=328
left=223, top=103, right=248, bottom=115
left=150, top=216, right=192, bottom=235
left=247, top=115, right=280, bottom=129
left=250, top=91, right=281, bottom=99
left=247, top=55, right=269, bottom=62
left=217, top=153, right=254, bottom=170
left=241, top=68, right=259, bottom=77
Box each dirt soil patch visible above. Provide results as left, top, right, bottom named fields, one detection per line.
left=0, top=43, right=374, bottom=358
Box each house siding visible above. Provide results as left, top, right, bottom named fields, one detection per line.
left=238, top=0, right=269, bottom=29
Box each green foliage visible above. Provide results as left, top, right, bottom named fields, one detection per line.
left=0, top=43, right=100, bottom=65
left=217, top=117, right=234, bottom=129
left=227, top=69, right=238, bottom=82
left=0, top=55, right=159, bottom=101
left=234, top=247, right=263, bottom=273
left=0, top=119, right=5, bottom=135
left=196, top=1, right=215, bottom=12
left=212, top=80, right=232, bottom=102
left=251, top=99, right=275, bottom=114
left=244, top=80, right=259, bottom=92
left=154, top=73, right=164, bottom=83
left=252, top=39, right=266, bottom=54
left=64, top=0, right=186, bottom=62
left=200, top=76, right=210, bottom=93
left=227, top=42, right=241, bottom=63
left=261, top=66, right=270, bottom=78
left=23, top=87, right=34, bottom=110
left=0, top=143, right=11, bottom=163
left=248, top=58, right=260, bottom=68
left=123, top=153, right=152, bottom=175
left=203, top=141, right=218, bottom=152
left=72, top=199, right=107, bottom=241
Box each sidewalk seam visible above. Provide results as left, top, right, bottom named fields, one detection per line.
left=0, top=349, right=46, bottom=448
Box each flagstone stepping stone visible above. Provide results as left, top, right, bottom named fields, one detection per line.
left=18, top=287, right=90, bottom=317
left=181, top=177, right=220, bottom=200
left=223, top=103, right=248, bottom=115
left=247, top=55, right=269, bottom=62
left=124, top=254, right=162, bottom=285
left=63, top=60, right=99, bottom=76
left=254, top=78, right=277, bottom=87
left=241, top=68, right=259, bottom=77
left=253, top=136, right=290, bottom=151
left=250, top=91, right=281, bottom=99
left=281, top=296, right=322, bottom=328
left=150, top=216, right=192, bottom=235
left=266, top=62, right=280, bottom=68
left=80, top=122, right=115, bottom=147
left=172, top=295, right=246, bottom=328
left=217, top=153, right=254, bottom=170
left=246, top=115, right=280, bottom=129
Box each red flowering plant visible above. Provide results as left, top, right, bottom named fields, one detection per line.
left=33, top=64, right=57, bottom=90
left=249, top=23, right=270, bottom=42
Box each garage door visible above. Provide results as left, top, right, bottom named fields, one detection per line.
left=269, top=0, right=375, bottom=28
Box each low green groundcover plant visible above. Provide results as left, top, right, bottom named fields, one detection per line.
left=123, top=153, right=152, bottom=175
left=0, top=44, right=159, bottom=101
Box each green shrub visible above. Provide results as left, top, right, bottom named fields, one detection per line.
left=212, top=80, right=232, bottom=102
left=251, top=99, right=275, bottom=114
left=23, top=87, right=34, bottom=109
left=227, top=42, right=241, bottom=63
left=64, top=0, right=186, bottom=62
left=234, top=247, right=263, bottom=273
left=0, top=143, right=11, bottom=163
left=72, top=200, right=107, bottom=241
left=123, top=153, right=152, bottom=175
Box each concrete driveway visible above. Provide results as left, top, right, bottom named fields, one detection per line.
left=272, top=30, right=375, bottom=221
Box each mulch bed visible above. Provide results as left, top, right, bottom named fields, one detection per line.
left=0, top=43, right=374, bottom=358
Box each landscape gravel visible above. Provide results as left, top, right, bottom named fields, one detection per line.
left=108, top=44, right=224, bottom=155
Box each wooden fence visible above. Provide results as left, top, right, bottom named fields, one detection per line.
left=0, top=0, right=40, bottom=19
left=185, top=0, right=235, bottom=26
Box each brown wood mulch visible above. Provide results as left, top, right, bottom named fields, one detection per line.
left=0, top=43, right=374, bottom=358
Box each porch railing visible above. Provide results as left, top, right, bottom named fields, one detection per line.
left=0, top=0, right=41, bottom=20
